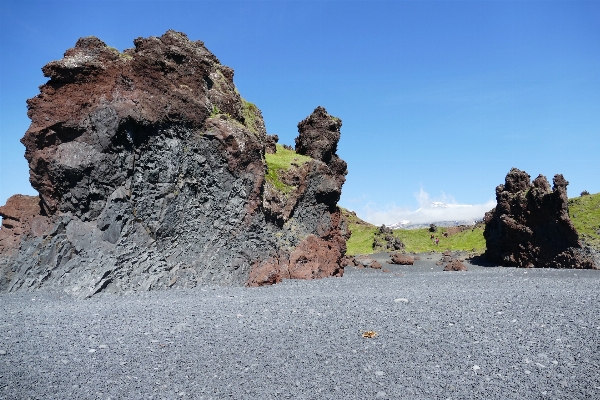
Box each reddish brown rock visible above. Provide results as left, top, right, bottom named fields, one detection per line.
left=484, top=168, right=597, bottom=269
left=370, top=260, right=382, bottom=269
left=0, top=195, right=50, bottom=256
left=247, top=234, right=346, bottom=286
left=341, top=255, right=358, bottom=267
left=250, top=106, right=350, bottom=286
left=0, top=31, right=350, bottom=296
left=443, top=260, right=468, bottom=271
left=390, top=253, right=414, bottom=265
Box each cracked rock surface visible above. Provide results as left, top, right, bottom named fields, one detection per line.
left=0, top=31, right=348, bottom=297
left=484, top=168, right=597, bottom=269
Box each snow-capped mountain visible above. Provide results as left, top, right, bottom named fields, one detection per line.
left=385, top=201, right=480, bottom=229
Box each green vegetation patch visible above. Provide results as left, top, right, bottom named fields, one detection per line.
left=264, top=144, right=311, bottom=193
left=241, top=98, right=259, bottom=134
left=343, top=207, right=486, bottom=255
left=342, top=208, right=379, bottom=255
left=394, top=226, right=486, bottom=254
left=346, top=223, right=378, bottom=255
left=568, top=192, right=600, bottom=249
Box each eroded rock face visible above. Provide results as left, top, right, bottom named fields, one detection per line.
left=0, top=195, right=48, bottom=254
left=373, top=225, right=404, bottom=252
left=296, top=106, right=348, bottom=187
left=0, top=31, right=349, bottom=296
left=265, top=134, right=278, bottom=154
left=248, top=107, right=350, bottom=286
left=483, top=168, right=597, bottom=269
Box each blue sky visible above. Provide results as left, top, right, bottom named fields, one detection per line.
left=1, top=0, right=599, bottom=225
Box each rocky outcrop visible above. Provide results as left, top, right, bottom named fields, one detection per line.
left=373, top=225, right=404, bottom=252
left=295, top=106, right=348, bottom=187
left=483, top=168, right=597, bottom=269
left=249, top=106, right=350, bottom=285
left=0, top=31, right=349, bottom=296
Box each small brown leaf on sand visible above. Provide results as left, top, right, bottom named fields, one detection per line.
left=362, top=331, right=378, bottom=338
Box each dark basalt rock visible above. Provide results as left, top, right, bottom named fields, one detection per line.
left=483, top=168, right=597, bottom=269
left=295, top=106, right=348, bottom=187
left=0, top=31, right=350, bottom=296
left=265, top=134, right=278, bottom=154
left=373, top=225, right=404, bottom=252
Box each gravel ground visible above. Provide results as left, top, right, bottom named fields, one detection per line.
left=1, top=254, right=599, bottom=399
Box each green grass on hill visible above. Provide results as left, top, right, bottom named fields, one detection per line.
left=394, top=226, right=486, bottom=254
left=344, top=191, right=600, bottom=256
left=568, top=192, right=600, bottom=249
left=264, top=144, right=311, bottom=193
left=343, top=209, right=378, bottom=255
left=342, top=208, right=486, bottom=255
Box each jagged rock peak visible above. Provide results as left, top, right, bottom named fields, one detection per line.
left=295, top=106, right=342, bottom=163
left=484, top=168, right=597, bottom=269
left=294, top=106, right=348, bottom=189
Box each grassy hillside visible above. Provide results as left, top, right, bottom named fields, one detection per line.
left=342, top=208, right=486, bottom=255
left=568, top=192, right=600, bottom=249
left=343, top=191, right=600, bottom=255
left=393, top=225, right=486, bottom=254
left=342, top=209, right=378, bottom=255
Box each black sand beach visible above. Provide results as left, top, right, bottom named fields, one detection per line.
left=1, top=255, right=599, bottom=399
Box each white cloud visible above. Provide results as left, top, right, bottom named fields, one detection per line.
left=360, top=188, right=496, bottom=226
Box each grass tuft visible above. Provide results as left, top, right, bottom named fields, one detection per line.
left=241, top=98, right=259, bottom=134
left=264, top=144, right=311, bottom=193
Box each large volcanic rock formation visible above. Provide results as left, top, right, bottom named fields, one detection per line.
left=0, top=31, right=349, bottom=296
left=483, top=168, right=597, bottom=269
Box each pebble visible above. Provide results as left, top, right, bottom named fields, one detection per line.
left=88, top=349, right=96, bottom=353
left=473, top=365, right=481, bottom=372
left=0, top=350, right=6, bottom=355
left=99, top=345, right=108, bottom=349
left=375, top=371, right=385, bottom=376
left=394, top=298, right=409, bottom=303
left=375, top=391, right=387, bottom=398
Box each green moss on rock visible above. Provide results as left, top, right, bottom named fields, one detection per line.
left=264, top=144, right=311, bottom=193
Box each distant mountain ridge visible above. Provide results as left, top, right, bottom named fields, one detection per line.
left=386, top=201, right=480, bottom=230
left=387, top=219, right=479, bottom=230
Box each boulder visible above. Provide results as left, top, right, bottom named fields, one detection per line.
left=390, top=253, right=414, bottom=265
left=443, top=259, right=468, bottom=271
left=483, top=168, right=597, bottom=269
left=0, top=31, right=350, bottom=296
